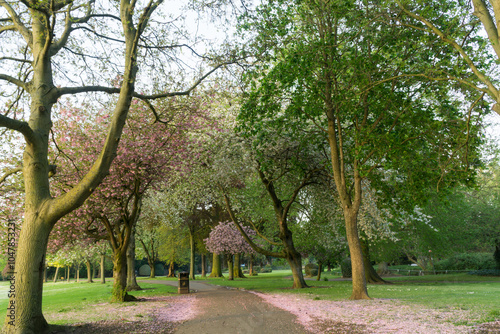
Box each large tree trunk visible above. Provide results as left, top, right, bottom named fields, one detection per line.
left=209, top=253, right=223, bottom=277
left=3, top=219, right=51, bottom=333
left=100, top=254, right=106, bottom=284
left=360, top=238, right=390, bottom=284
left=76, top=263, right=80, bottom=283
left=67, top=266, right=70, bottom=282
left=86, top=260, right=93, bottom=283
left=201, top=254, right=207, bottom=278
left=149, top=260, right=156, bottom=279
left=92, top=261, right=97, bottom=279
left=316, top=262, right=323, bottom=281
left=280, top=221, right=307, bottom=288
left=249, top=254, right=257, bottom=276
left=227, top=254, right=234, bottom=280
left=167, top=259, right=176, bottom=277
left=234, top=253, right=246, bottom=278
left=345, top=211, right=370, bottom=299
left=189, top=231, right=196, bottom=280
left=285, top=250, right=308, bottom=288
left=126, top=232, right=141, bottom=290
left=112, top=249, right=136, bottom=302
left=53, top=267, right=59, bottom=283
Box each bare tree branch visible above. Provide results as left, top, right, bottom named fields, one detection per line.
left=0, top=114, right=35, bottom=142
left=0, top=0, right=32, bottom=45
left=0, top=167, right=22, bottom=186
left=0, top=73, right=28, bottom=90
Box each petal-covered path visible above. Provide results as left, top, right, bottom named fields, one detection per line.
left=146, top=280, right=312, bottom=334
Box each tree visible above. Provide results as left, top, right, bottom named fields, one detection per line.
left=0, top=0, right=230, bottom=330
left=51, top=100, right=202, bottom=301
left=238, top=0, right=484, bottom=299
left=205, top=221, right=256, bottom=280
left=394, top=0, right=500, bottom=116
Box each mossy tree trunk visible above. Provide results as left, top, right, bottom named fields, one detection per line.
left=209, top=253, right=223, bottom=277
left=167, top=259, right=176, bottom=277
left=100, top=254, right=106, bottom=284
left=234, top=253, right=246, bottom=278
left=86, top=260, right=93, bottom=283
left=201, top=254, right=207, bottom=278
left=53, top=267, right=59, bottom=283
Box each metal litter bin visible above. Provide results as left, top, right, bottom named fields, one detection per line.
left=178, top=272, right=189, bottom=294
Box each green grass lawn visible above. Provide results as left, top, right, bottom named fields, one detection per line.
left=0, top=271, right=499, bottom=327
left=0, top=279, right=177, bottom=320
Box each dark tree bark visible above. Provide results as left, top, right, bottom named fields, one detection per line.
left=316, top=262, right=323, bottom=281
left=126, top=229, right=142, bottom=290
left=360, top=238, right=390, bottom=284
left=227, top=254, right=234, bottom=280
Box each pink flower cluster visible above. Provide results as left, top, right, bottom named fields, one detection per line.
left=204, top=221, right=256, bottom=255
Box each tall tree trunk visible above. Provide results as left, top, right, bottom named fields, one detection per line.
left=76, top=263, right=80, bottom=283
left=234, top=253, right=246, bottom=278
left=286, top=250, right=308, bottom=288
left=227, top=254, right=234, bottom=280
left=53, top=267, right=59, bottom=283
left=167, top=259, right=176, bottom=277
left=201, top=254, right=207, bottom=278
left=360, top=238, right=389, bottom=284
left=86, top=260, right=93, bottom=283
left=100, top=254, right=106, bottom=284
left=209, top=253, right=223, bottom=277
left=92, top=261, right=97, bottom=279
left=249, top=254, right=256, bottom=276
left=316, top=262, right=323, bottom=281
left=3, top=219, right=51, bottom=333
left=189, top=231, right=196, bottom=280
left=112, top=249, right=136, bottom=302
left=345, top=210, right=370, bottom=299
left=67, top=266, right=70, bottom=282
left=149, top=260, right=156, bottom=279
left=280, top=223, right=307, bottom=288
left=126, top=231, right=142, bottom=290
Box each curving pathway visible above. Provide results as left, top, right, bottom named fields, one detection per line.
left=141, top=280, right=311, bottom=334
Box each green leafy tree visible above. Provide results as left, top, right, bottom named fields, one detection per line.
left=238, top=0, right=484, bottom=299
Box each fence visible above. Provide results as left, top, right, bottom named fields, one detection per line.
left=386, top=269, right=471, bottom=276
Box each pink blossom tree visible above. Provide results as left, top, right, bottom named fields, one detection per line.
left=50, top=98, right=209, bottom=301
left=205, top=221, right=256, bottom=280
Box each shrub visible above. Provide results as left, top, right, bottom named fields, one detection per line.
left=340, top=258, right=352, bottom=278
left=305, top=263, right=318, bottom=277
left=434, top=253, right=496, bottom=271
left=260, top=265, right=272, bottom=273
left=469, top=269, right=500, bottom=276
